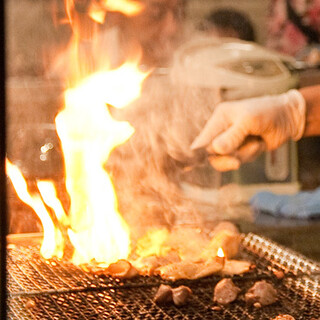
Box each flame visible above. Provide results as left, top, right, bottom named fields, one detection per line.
left=7, top=61, right=147, bottom=265
left=37, top=181, right=69, bottom=227
left=64, top=0, right=144, bottom=26
left=217, top=247, right=225, bottom=258
left=90, top=0, right=144, bottom=23
left=59, top=0, right=147, bottom=266
left=6, top=160, right=64, bottom=259
left=7, top=0, right=148, bottom=266
left=55, top=60, right=147, bottom=265
left=135, top=228, right=171, bottom=258
left=103, top=0, right=144, bottom=16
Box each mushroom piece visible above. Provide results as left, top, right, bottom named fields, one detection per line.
left=272, top=315, right=295, bottom=320
left=213, top=278, right=241, bottom=305
left=154, top=284, right=173, bottom=304
left=172, top=285, right=193, bottom=306
left=245, top=280, right=277, bottom=306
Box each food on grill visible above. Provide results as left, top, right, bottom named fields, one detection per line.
left=201, top=229, right=241, bottom=260
left=272, top=315, right=295, bottom=320
left=132, top=222, right=247, bottom=280
left=213, top=278, right=241, bottom=305
left=172, top=285, right=193, bottom=306
left=154, top=284, right=192, bottom=306
left=156, top=258, right=224, bottom=280
left=272, top=269, right=285, bottom=280
left=221, top=259, right=252, bottom=275
left=268, top=266, right=286, bottom=279
left=212, top=306, right=222, bottom=311
left=154, top=284, right=173, bottom=304
left=25, top=299, right=36, bottom=309
left=245, top=280, right=277, bottom=306
left=212, top=221, right=240, bottom=236
left=106, top=260, right=138, bottom=278
left=133, top=252, right=181, bottom=276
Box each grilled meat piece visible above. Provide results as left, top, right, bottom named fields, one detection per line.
left=213, top=278, right=241, bottom=305
left=154, top=284, right=192, bottom=306
left=154, top=284, right=173, bottom=304
left=221, top=259, right=252, bottom=275
left=245, top=280, right=277, bottom=306
left=106, top=260, right=138, bottom=279
left=156, top=258, right=223, bottom=280
left=172, top=286, right=193, bottom=306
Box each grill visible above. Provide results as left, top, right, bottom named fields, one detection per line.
left=7, top=232, right=320, bottom=320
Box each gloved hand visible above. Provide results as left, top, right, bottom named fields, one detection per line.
left=250, top=188, right=320, bottom=219
left=191, top=89, right=306, bottom=171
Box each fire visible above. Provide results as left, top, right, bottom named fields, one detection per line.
left=56, top=62, right=147, bottom=265
left=7, top=61, right=147, bottom=265
left=6, top=160, right=65, bottom=259
left=136, top=228, right=171, bottom=258
left=64, top=0, right=144, bottom=25
left=217, top=247, right=225, bottom=258
left=37, top=181, right=69, bottom=227
left=7, top=0, right=148, bottom=266
left=89, top=0, right=144, bottom=23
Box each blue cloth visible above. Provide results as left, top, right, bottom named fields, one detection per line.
left=250, top=187, right=320, bottom=219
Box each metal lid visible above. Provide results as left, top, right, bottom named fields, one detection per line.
left=171, top=37, right=298, bottom=98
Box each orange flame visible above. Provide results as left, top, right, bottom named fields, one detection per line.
left=64, top=0, right=144, bottom=26
left=7, top=0, right=148, bottom=266
left=90, top=0, right=144, bottom=23
left=55, top=60, right=147, bottom=265
left=6, top=160, right=65, bottom=259
left=37, top=181, right=69, bottom=227
left=135, top=228, right=171, bottom=258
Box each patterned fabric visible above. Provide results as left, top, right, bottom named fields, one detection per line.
left=267, top=0, right=320, bottom=56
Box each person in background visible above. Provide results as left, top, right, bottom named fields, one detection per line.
left=266, top=1, right=320, bottom=190
left=119, top=0, right=186, bottom=68
left=198, top=8, right=256, bottom=42
left=266, top=0, right=320, bottom=57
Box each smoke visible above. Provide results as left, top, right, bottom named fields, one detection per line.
left=107, top=70, right=221, bottom=240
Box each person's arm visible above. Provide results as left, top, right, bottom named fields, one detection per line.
left=300, top=85, right=320, bottom=137
left=191, top=87, right=309, bottom=171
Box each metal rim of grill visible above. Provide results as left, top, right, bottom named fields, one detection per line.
left=7, top=232, right=320, bottom=320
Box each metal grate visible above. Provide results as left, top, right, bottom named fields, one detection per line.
left=7, top=233, right=320, bottom=320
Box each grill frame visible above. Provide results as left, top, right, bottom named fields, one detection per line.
left=7, top=232, right=320, bottom=320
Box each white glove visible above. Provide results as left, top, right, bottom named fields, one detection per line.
left=191, top=89, right=306, bottom=171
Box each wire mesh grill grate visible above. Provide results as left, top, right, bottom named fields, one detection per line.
left=7, top=233, right=320, bottom=319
